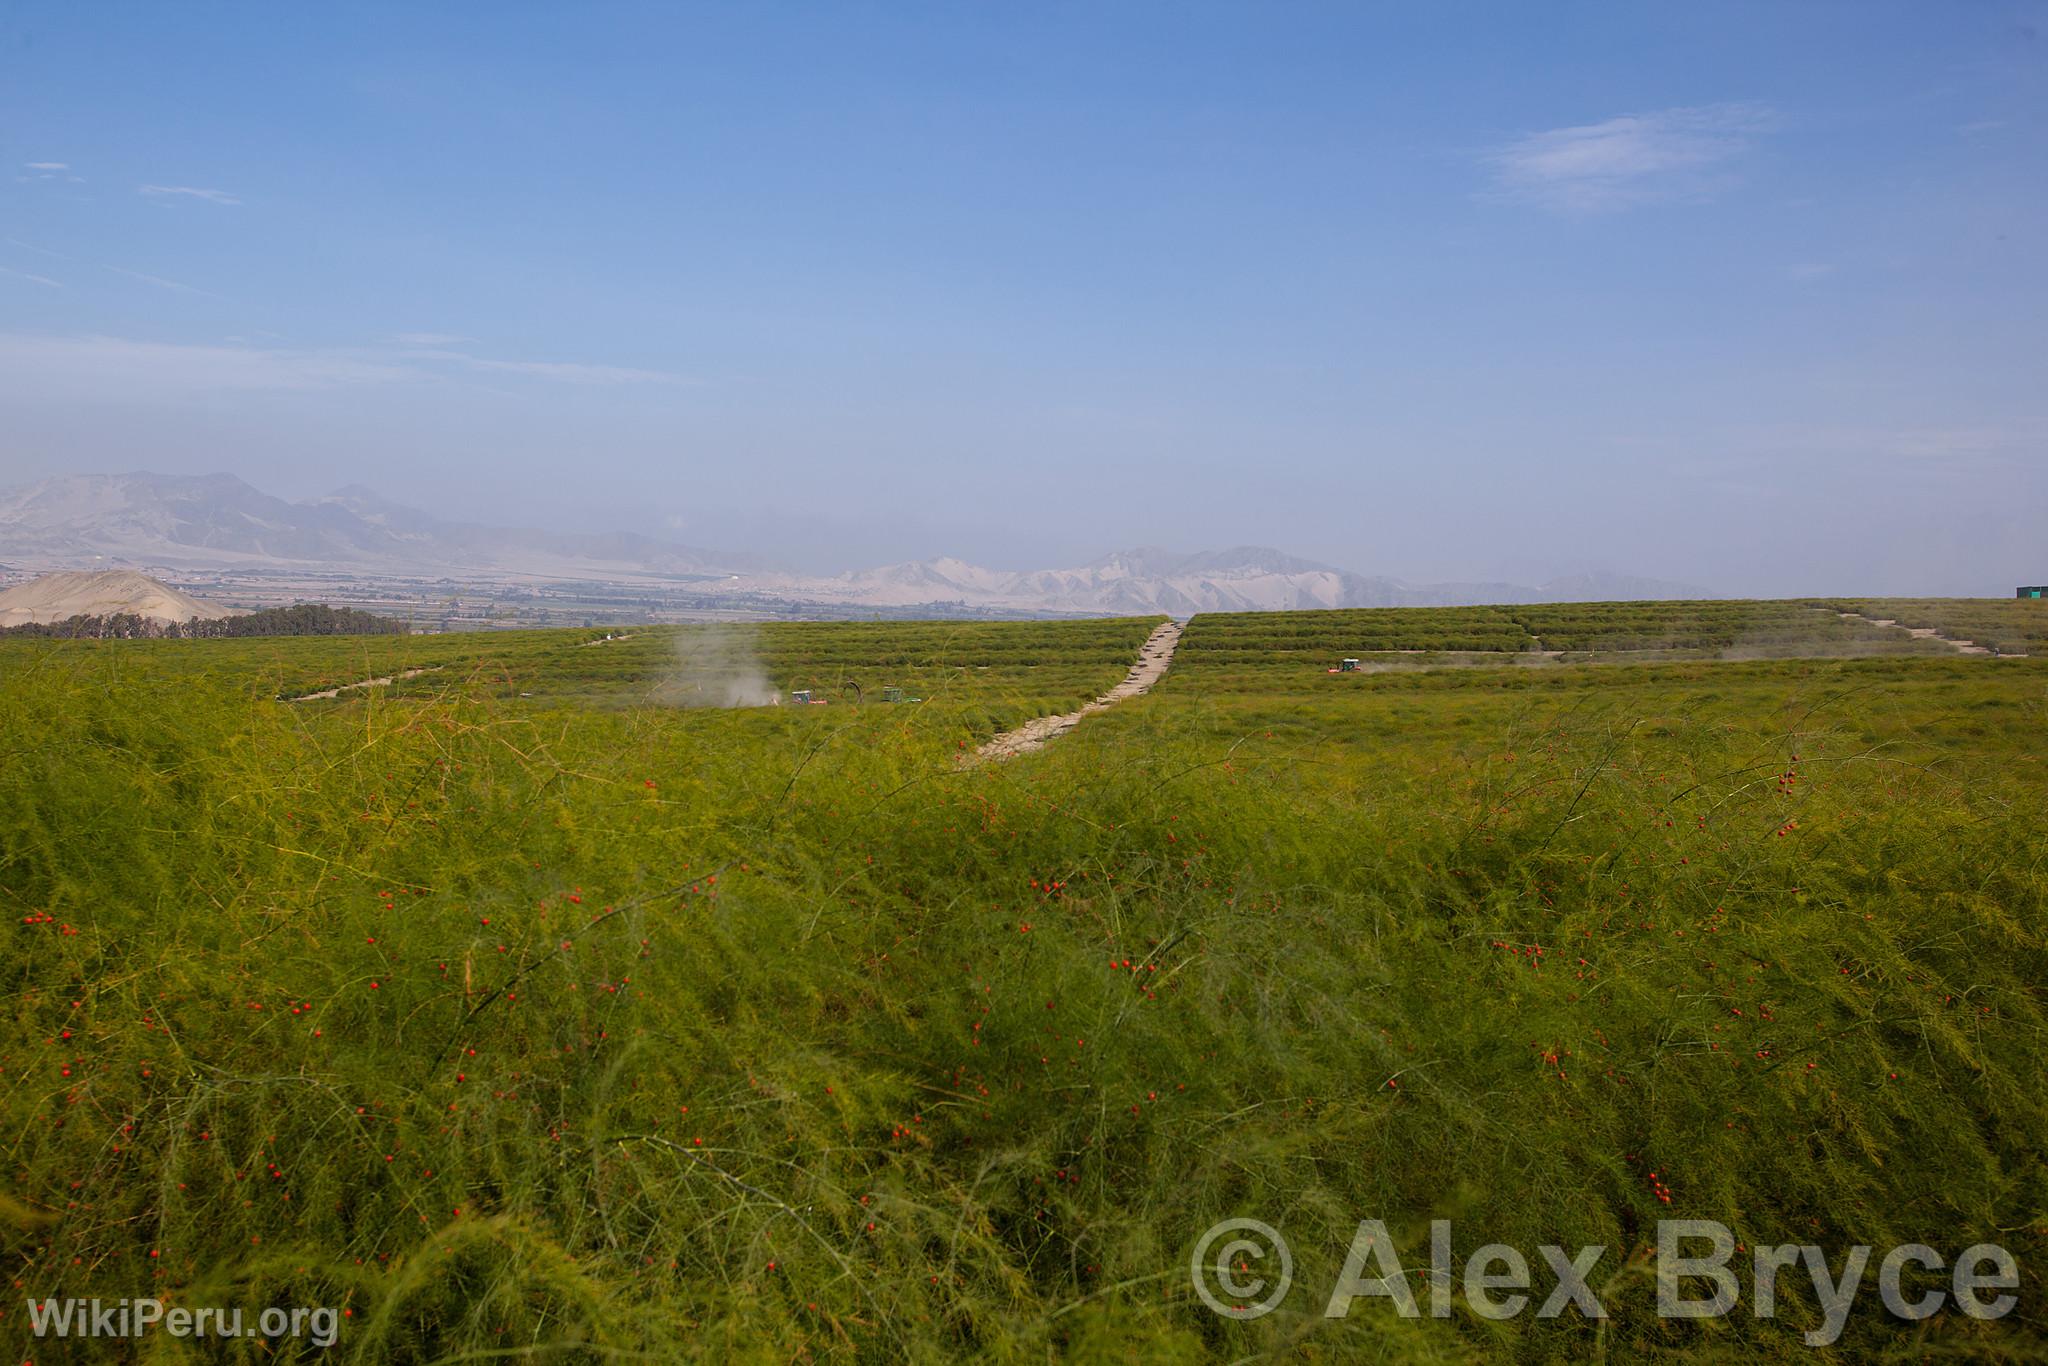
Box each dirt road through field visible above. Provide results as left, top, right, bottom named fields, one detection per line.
left=281, top=665, right=444, bottom=702
left=1836, top=611, right=1996, bottom=655
left=972, top=619, right=1183, bottom=761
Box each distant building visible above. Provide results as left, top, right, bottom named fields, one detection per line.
left=2020, top=587, right=2047, bottom=599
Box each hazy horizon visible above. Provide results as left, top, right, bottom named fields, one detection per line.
left=4, top=3, right=2044, bottom=596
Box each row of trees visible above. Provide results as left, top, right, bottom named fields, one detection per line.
left=0, top=603, right=408, bottom=640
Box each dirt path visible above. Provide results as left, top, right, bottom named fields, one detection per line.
left=1836, top=611, right=1995, bottom=656
left=972, top=619, right=1183, bottom=761
left=281, top=665, right=444, bottom=702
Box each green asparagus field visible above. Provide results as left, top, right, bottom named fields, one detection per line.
left=3, top=602, right=2044, bottom=1362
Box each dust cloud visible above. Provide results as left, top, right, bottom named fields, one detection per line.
left=652, top=624, right=780, bottom=708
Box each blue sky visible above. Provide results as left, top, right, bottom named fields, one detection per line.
left=2, top=1, right=2042, bottom=591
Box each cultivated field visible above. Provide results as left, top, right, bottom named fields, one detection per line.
left=1817, top=598, right=2048, bottom=658
left=2, top=601, right=2044, bottom=1361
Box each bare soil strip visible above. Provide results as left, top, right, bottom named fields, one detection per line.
left=281, top=665, right=445, bottom=702
left=972, top=619, right=1183, bottom=761
left=1836, top=611, right=1997, bottom=656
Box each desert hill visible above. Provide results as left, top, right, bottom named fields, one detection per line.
left=0, top=569, right=239, bottom=628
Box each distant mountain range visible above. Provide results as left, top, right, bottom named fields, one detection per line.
left=0, top=471, right=1708, bottom=616
left=747, top=548, right=1703, bottom=615
left=0, top=471, right=739, bottom=576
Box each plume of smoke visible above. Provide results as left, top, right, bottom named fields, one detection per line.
left=654, top=624, right=780, bottom=708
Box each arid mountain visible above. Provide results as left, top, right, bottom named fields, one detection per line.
left=756, top=547, right=1704, bottom=615
left=0, top=472, right=1707, bottom=616
left=0, top=472, right=732, bottom=575
left=0, top=569, right=239, bottom=627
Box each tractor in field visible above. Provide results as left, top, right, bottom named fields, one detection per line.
left=1325, top=657, right=1362, bottom=674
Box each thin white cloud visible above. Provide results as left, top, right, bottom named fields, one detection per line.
left=1747, top=419, right=2045, bottom=467
left=1, top=266, right=64, bottom=289
left=1786, top=262, right=1835, bottom=281
left=103, top=264, right=207, bottom=295
left=138, top=184, right=242, bottom=206
left=0, top=332, right=684, bottom=400
left=0, top=334, right=414, bottom=397
left=19, top=162, right=81, bottom=185
left=1487, top=103, right=1775, bottom=212
left=454, top=355, right=676, bottom=385
left=396, top=344, right=679, bottom=385
left=5, top=237, right=74, bottom=261
left=1883, top=425, right=2039, bottom=463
